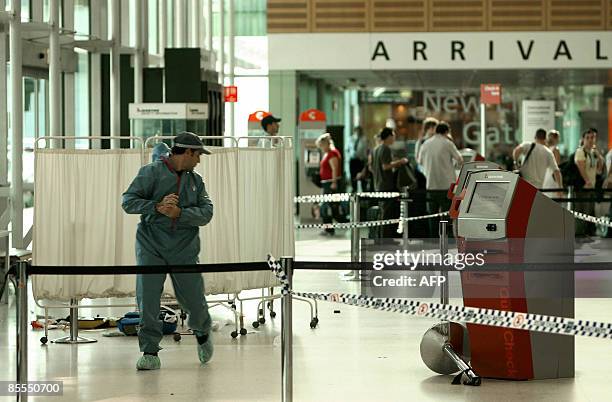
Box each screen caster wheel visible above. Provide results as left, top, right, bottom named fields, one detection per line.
left=309, top=319, right=318, bottom=329
left=270, top=311, right=277, bottom=318
left=240, top=328, right=247, bottom=336
left=173, top=333, right=181, bottom=342
left=252, top=321, right=260, bottom=329
left=231, top=331, right=238, bottom=338
left=40, top=336, right=48, bottom=345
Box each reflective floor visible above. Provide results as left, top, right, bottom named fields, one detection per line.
left=1, top=230, right=612, bottom=401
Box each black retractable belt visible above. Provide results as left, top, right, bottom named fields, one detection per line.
left=27, top=261, right=269, bottom=275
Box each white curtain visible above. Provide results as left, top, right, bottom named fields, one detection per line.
left=33, top=149, right=142, bottom=300
left=32, top=146, right=294, bottom=301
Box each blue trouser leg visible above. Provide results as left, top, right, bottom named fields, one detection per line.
left=170, top=273, right=212, bottom=337
left=136, top=273, right=166, bottom=353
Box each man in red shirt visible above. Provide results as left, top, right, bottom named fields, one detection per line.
left=316, top=133, right=348, bottom=235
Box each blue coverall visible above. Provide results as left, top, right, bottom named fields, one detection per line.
left=122, top=145, right=213, bottom=353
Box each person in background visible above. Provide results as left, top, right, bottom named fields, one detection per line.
left=259, top=114, right=281, bottom=148
left=604, top=140, right=612, bottom=236
left=349, top=126, right=369, bottom=193
left=316, top=133, right=348, bottom=236
left=605, top=142, right=612, bottom=188
left=575, top=129, right=604, bottom=190
left=542, top=130, right=563, bottom=196
left=513, top=128, right=562, bottom=190
left=574, top=128, right=604, bottom=236
left=546, top=130, right=562, bottom=164
left=371, top=127, right=409, bottom=238
left=417, top=121, right=463, bottom=237
left=414, top=117, right=439, bottom=171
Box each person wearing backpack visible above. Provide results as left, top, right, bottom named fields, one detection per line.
left=512, top=128, right=562, bottom=190
left=574, top=129, right=605, bottom=236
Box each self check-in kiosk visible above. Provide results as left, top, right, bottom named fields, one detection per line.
left=455, top=170, right=575, bottom=380
left=448, top=162, right=502, bottom=239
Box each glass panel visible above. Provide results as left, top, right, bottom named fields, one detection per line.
left=129, top=0, right=136, bottom=47
left=148, top=0, right=158, bottom=55
left=212, top=0, right=266, bottom=37
left=166, top=0, right=174, bottom=47
left=74, top=0, right=90, bottom=35
left=43, top=0, right=50, bottom=21
left=37, top=79, right=46, bottom=138
left=74, top=51, right=89, bottom=149
left=22, top=77, right=36, bottom=184
left=20, top=0, right=29, bottom=20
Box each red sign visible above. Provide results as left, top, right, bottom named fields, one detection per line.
left=224, top=86, right=238, bottom=102
left=480, top=84, right=502, bottom=105
left=299, top=109, right=326, bottom=122
left=248, top=110, right=270, bottom=122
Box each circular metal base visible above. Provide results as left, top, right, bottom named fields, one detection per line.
left=420, top=322, right=470, bottom=375
left=52, top=336, right=98, bottom=344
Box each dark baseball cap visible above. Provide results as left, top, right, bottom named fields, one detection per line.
left=173, top=132, right=211, bottom=155
left=261, top=115, right=281, bottom=130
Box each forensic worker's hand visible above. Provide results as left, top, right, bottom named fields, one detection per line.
left=156, top=203, right=181, bottom=219
left=160, top=193, right=179, bottom=205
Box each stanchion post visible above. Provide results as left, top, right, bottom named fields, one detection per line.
left=1, top=233, right=9, bottom=304
left=439, top=220, right=449, bottom=306
left=350, top=193, right=361, bottom=278
left=350, top=193, right=360, bottom=263
left=16, top=260, right=28, bottom=402
left=439, top=220, right=450, bottom=339
left=281, top=257, right=293, bottom=402
left=402, top=187, right=410, bottom=246
left=567, top=185, right=574, bottom=211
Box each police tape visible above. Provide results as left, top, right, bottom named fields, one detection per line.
left=294, top=191, right=400, bottom=204
left=294, top=212, right=450, bottom=230
left=359, top=192, right=401, bottom=199
left=295, top=219, right=401, bottom=230
left=266, top=256, right=612, bottom=340
left=404, top=211, right=450, bottom=222
left=570, top=210, right=612, bottom=228
left=397, top=200, right=406, bottom=235
left=294, top=193, right=351, bottom=203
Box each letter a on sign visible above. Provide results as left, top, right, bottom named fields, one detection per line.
left=224, top=86, right=238, bottom=102
left=480, top=84, right=501, bottom=105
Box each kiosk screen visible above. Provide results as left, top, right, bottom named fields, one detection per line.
left=467, top=182, right=509, bottom=216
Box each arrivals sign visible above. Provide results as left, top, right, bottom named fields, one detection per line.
left=269, top=32, right=612, bottom=70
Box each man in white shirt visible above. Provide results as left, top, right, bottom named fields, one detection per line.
left=415, top=117, right=438, bottom=171
left=512, top=128, right=562, bottom=189
left=417, top=121, right=463, bottom=236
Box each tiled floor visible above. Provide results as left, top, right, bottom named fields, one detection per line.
left=1, top=230, right=612, bottom=401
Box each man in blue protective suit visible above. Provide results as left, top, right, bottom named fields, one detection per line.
left=122, top=132, right=214, bottom=370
